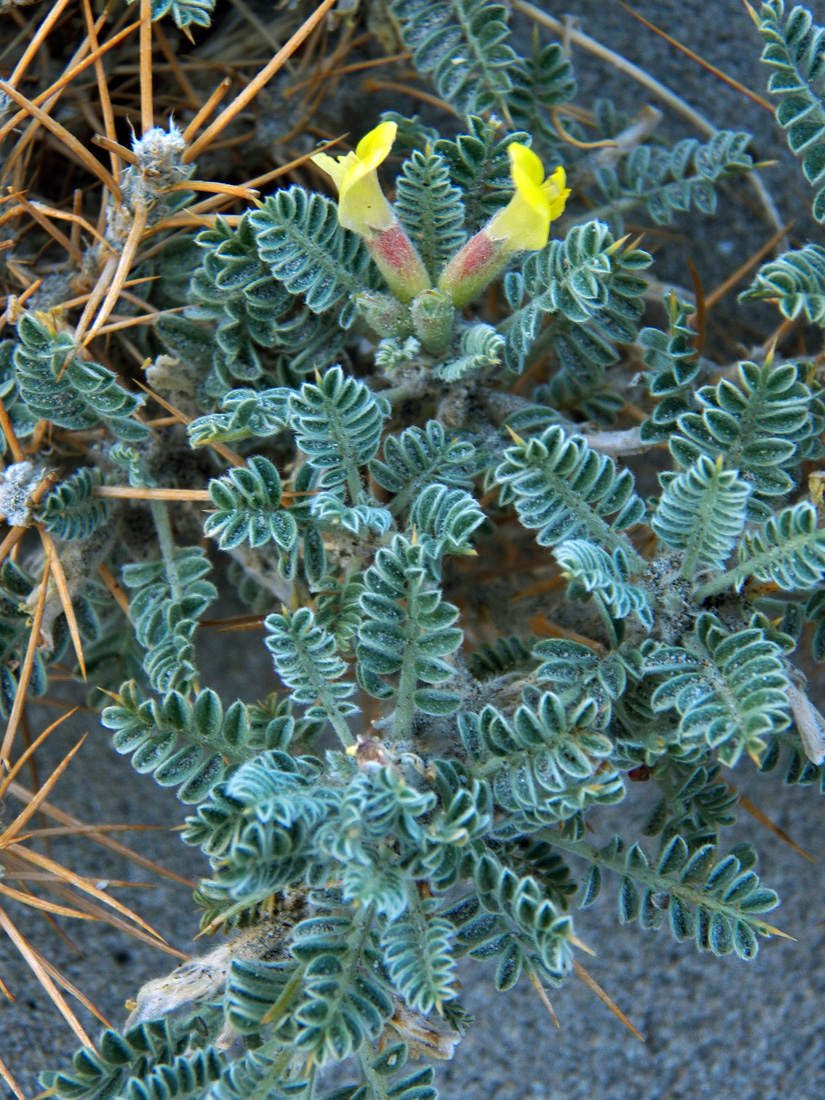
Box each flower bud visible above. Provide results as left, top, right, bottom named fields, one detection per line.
left=410, top=289, right=454, bottom=354
left=356, top=292, right=413, bottom=339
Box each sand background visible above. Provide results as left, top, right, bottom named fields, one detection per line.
left=2, top=2, right=824, bottom=1097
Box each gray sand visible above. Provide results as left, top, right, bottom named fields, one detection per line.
left=2, top=2, right=825, bottom=1097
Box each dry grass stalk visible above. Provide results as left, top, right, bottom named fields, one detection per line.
left=0, top=79, right=122, bottom=201
left=0, top=905, right=96, bottom=1049
left=0, top=557, right=50, bottom=765
left=512, top=0, right=786, bottom=242
left=38, top=528, right=87, bottom=680
left=616, top=0, right=774, bottom=110
left=0, top=19, right=141, bottom=147
left=572, top=959, right=645, bottom=1042
left=181, top=77, right=232, bottom=144
left=140, top=0, right=154, bottom=136
left=82, top=202, right=149, bottom=345
left=0, top=1053, right=26, bottom=1100
left=183, top=0, right=339, bottom=164
left=94, top=486, right=212, bottom=501
left=7, top=0, right=73, bottom=87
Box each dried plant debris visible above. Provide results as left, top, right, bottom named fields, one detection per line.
left=0, top=1, right=823, bottom=1098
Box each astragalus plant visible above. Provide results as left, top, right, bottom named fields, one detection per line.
left=0, top=1, right=823, bottom=1098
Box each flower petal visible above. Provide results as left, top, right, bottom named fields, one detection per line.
left=355, top=120, right=398, bottom=170
left=542, top=166, right=571, bottom=220
left=489, top=192, right=550, bottom=251
left=338, top=168, right=395, bottom=234
left=311, top=123, right=429, bottom=297
left=312, top=123, right=398, bottom=236
left=508, top=142, right=545, bottom=190
left=311, top=150, right=357, bottom=191
left=488, top=144, right=569, bottom=252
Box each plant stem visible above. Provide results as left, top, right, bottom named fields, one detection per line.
left=149, top=500, right=182, bottom=602
left=262, top=964, right=306, bottom=1027
left=542, top=828, right=780, bottom=937
left=695, top=566, right=742, bottom=600
left=324, top=697, right=356, bottom=749
left=592, top=593, right=620, bottom=649
left=393, top=581, right=420, bottom=740
left=679, top=543, right=701, bottom=581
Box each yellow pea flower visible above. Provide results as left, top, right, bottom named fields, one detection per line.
left=488, top=143, right=570, bottom=252
left=311, top=121, right=397, bottom=237
left=311, top=122, right=430, bottom=303
left=439, top=141, right=570, bottom=308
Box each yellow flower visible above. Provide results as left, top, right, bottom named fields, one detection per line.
left=311, top=121, right=397, bottom=237
left=312, top=121, right=431, bottom=302
left=438, top=139, right=569, bottom=307
left=488, top=143, right=570, bottom=252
